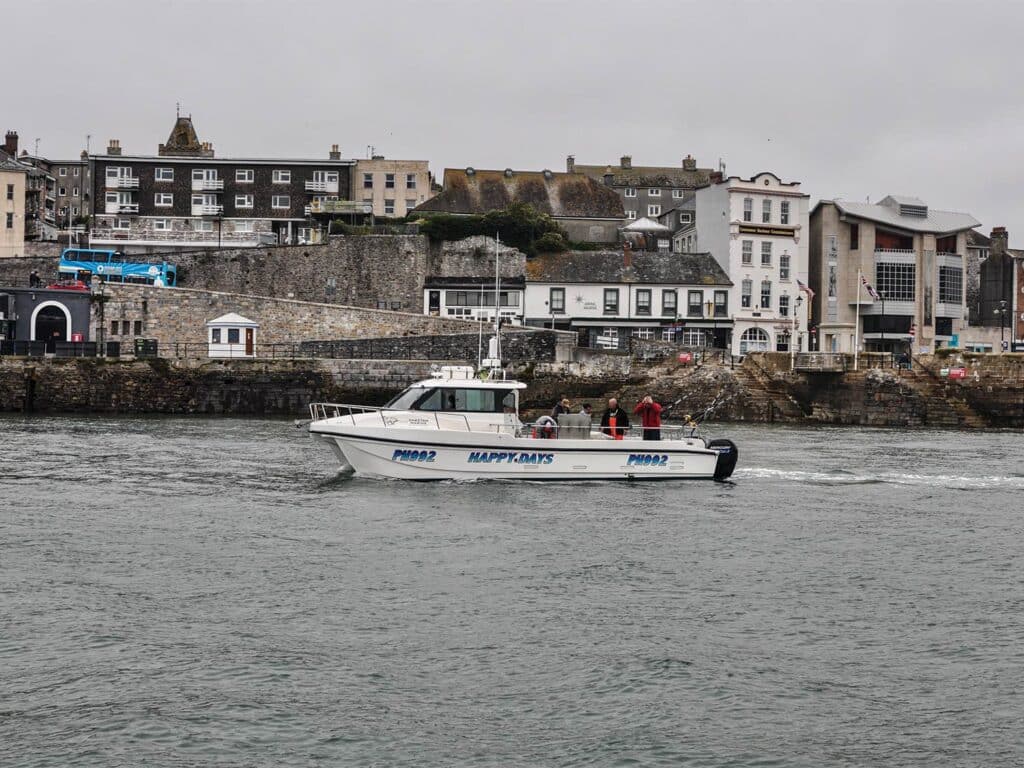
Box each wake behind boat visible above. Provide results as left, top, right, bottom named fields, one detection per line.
left=307, top=366, right=737, bottom=481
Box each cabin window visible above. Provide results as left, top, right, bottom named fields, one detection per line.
left=211, top=328, right=221, bottom=343
left=414, top=388, right=513, bottom=413
left=228, top=328, right=240, bottom=343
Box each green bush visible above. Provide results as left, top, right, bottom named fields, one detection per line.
left=534, top=232, right=568, bottom=253
left=416, top=202, right=568, bottom=256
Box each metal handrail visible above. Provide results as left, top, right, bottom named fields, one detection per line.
left=309, top=403, right=476, bottom=432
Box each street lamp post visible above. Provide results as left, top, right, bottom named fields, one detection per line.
left=879, top=291, right=886, bottom=355
left=791, top=294, right=803, bottom=370
left=995, top=299, right=1008, bottom=351
left=705, top=299, right=714, bottom=348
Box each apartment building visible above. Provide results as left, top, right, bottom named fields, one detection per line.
left=689, top=172, right=811, bottom=355
left=17, top=151, right=91, bottom=230
left=568, top=154, right=711, bottom=229
left=354, top=157, right=432, bottom=218
left=0, top=131, right=57, bottom=241
left=808, top=196, right=979, bottom=354
left=89, top=115, right=354, bottom=252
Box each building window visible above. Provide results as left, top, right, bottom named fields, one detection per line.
left=780, top=200, right=790, bottom=225
left=152, top=219, right=170, bottom=230
left=211, top=328, right=221, bottom=343
left=662, top=289, right=677, bottom=316
left=604, top=288, right=619, bottom=314
left=672, top=189, right=686, bottom=199
left=122, top=320, right=130, bottom=336
left=405, top=198, right=417, bottom=211
left=740, top=240, right=753, bottom=265
left=72, top=186, right=79, bottom=197
left=631, top=328, right=654, bottom=340
left=72, top=206, right=79, bottom=215
left=110, top=320, right=119, bottom=336
left=761, top=241, right=772, bottom=266
left=114, top=218, right=131, bottom=230
left=228, top=328, right=240, bottom=344
left=235, top=220, right=254, bottom=232
left=742, top=279, right=752, bottom=308
left=271, top=195, right=290, bottom=209
left=761, top=280, right=772, bottom=309
left=648, top=188, right=660, bottom=196
left=779, top=294, right=790, bottom=317
left=134, top=320, right=143, bottom=336
left=155, top=168, right=174, bottom=181
left=384, top=199, right=395, bottom=215
left=714, top=290, right=728, bottom=317
left=5, top=212, right=12, bottom=229
left=194, top=219, right=213, bottom=232
left=59, top=186, right=67, bottom=196
left=236, top=169, right=254, bottom=183
left=59, top=206, right=68, bottom=217
left=59, top=167, right=67, bottom=176
left=687, top=290, right=703, bottom=317
left=235, top=194, right=254, bottom=208
left=647, top=204, right=661, bottom=216
left=363, top=173, right=373, bottom=188
left=636, top=289, right=652, bottom=315
left=679, top=212, right=692, bottom=224
left=6, top=184, right=13, bottom=200
left=73, top=167, right=79, bottom=177
left=776, top=332, right=790, bottom=352
left=626, top=210, right=637, bottom=220
left=876, top=263, right=915, bottom=302
left=938, top=266, right=963, bottom=304
left=779, top=252, right=790, bottom=280
left=385, top=173, right=395, bottom=189
left=849, top=223, right=859, bottom=250
left=272, top=170, right=291, bottom=183
left=549, top=287, right=565, bottom=313
left=406, top=173, right=416, bottom=189
left=762, top=199, right=772, bottom=223
left=154, top=193, right=173, bottom=207
left=743, top=197, right=753, bottom=222
left=740, top=327, right=770, bottom=354
left=624, top=187, right=636, bottom=197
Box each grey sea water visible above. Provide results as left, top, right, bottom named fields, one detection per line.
left=2, top=415, right=1023, bottom=767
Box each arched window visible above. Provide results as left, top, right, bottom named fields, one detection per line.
left=739, top=327, right=770, bottom=355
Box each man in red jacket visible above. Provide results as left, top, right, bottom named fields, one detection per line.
left=634, top=395, right=663, bottom=441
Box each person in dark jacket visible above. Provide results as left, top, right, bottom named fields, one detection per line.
left=600, top=398, right=630, bottom=439
left=551, top=396, right=572, bottom=419
left=633, top=395, right=663, bottom=440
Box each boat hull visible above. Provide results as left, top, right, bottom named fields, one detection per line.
left=310, top=425, right=729, bottom=481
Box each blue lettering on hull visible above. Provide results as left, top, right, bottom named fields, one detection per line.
left=392, top=449, right=437, bottom=463
left=626, top=454, right=669, bottom=467
left=467, top=451, right=554, bottom=465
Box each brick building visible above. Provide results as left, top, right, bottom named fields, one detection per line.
left=89, top=115, right=354, bottom=252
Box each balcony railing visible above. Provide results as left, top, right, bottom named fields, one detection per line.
left=874, top=248, right=914, bottom=255
left=305, top=180, right=339, bottom=193
left=107, top=176, right=139, bottom=189
left=90, top=227, right=272, bottom=244
left=191, top=179, right=224, bottom=191
left=105, top=203, right=139, bottom=214
left=309, top=199, right=372, bottom=215
left=191, top=204, right=224, bottom=216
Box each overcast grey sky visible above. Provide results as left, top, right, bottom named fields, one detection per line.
left=9, top=0, right=1023, bottom=236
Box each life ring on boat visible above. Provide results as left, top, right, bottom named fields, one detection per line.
left=534, top=415, right=557, bottom=439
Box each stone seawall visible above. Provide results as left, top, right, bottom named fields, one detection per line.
left=300, top=330, right=572, bottom=364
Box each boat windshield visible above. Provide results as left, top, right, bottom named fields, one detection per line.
left=385, top=386, right=517, bottom=413
left=384, top=387, right=427, bottom=410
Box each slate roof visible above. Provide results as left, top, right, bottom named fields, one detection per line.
left=572, top=162, right=711, bottom=189
left=622, top=216, right=672, bottom=233
left=830, top=198, right=979, bottom=234
left=415, top=168, right=624, bottom=218
left=527, top=251, right=731, bottom=286
left=966, top=229, right=991, bottom=247
left=0, top=155, right=28, bottom=173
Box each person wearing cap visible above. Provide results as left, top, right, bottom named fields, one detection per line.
left=551, top=396, right=572, bottom=420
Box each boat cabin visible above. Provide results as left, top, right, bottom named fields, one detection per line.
left=385, top=366, right=525, bottom=418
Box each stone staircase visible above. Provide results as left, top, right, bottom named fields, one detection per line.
left=732, top=357, right=807, bottom=422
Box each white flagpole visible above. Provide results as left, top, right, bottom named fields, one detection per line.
left=854, top=268, right=861, bottom=371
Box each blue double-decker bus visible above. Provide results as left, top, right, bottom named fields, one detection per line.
left=58, top=248, right=178, bottom=287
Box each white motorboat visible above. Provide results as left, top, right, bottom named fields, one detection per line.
left=306, top=365, right=737, bottom=481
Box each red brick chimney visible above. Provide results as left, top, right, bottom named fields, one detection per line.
left=623, top=240, right=633, bottom=268
left=3, top=131, right=17, bottom=155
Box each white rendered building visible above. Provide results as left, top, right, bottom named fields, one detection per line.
left=688, top=172, right=811, bottom=355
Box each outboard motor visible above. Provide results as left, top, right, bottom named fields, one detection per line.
left=708, top=439, right=738, bottom=481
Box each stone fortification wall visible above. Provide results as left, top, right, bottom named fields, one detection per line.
left=0, top=235, right=527, bottom=312
left=92, top=284, right=485, bottom=352
left=300, top=330, right=569, bottom=364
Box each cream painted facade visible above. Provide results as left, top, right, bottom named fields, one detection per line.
left=809, top=199, right=978, bottom=355
left=353, top=158, right=431, bottom=218
left=1, top=165, right=27, bottom=258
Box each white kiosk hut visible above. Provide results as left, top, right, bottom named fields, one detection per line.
left=206, top=313, right=259, bottom=358
left=621, top=216, right=673, bottom=251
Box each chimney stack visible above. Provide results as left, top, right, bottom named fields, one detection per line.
left=682, top=155, right=697, bottom=171
left=4, top=131, right=17, bottom=155
left=620, top=155, right=632, bottom=170
left=329, top=143, right=341, bottom=160
left=709, top=171, right=723, bottom=184
left=566, top=154, right=575, bottom=173
left=107, top=139, right=121, bottom=156
left=623, top=240, right=633, bottom=268
left=991, top=226, right=1009, bottom=255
